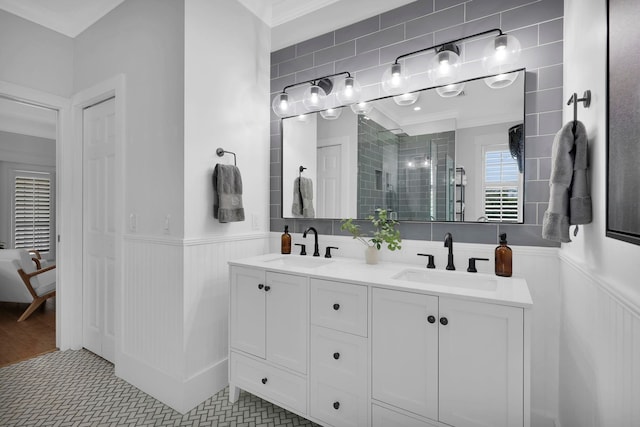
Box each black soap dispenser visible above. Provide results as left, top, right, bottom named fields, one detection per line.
left=495, top=233, right=512, bottom=277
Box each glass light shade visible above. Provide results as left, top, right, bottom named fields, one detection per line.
left=484, top=71, right=519, bottom=89
left=435, top=82, right=465, bottom=98
left=428, top=48, right=462, bottom=85
left=336, top=76, right=362, bottom=105
left=350, top=101, right=373, bottom=115
left=381, top=63, right=410, bottom=94
left=320, top=107, right=343, bottom=120
left=482, top=34, right=521, bottom=74
left=302, top=84, right=327, bottom=111
left=272, top=92, right=294, bottom=117
left=393, top=92, right=420, bottom=106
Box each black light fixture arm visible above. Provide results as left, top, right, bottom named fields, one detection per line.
left=393, top=28, right=504, bottom=64
left=280, top=71, right=352, bottom=94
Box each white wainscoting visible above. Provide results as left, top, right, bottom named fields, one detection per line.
left=118, top=233, right=269, bottom=414
left=558, top=253, right=640, bottom=427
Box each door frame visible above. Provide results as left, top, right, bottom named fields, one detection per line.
left=0, top=80, right=70, bottom=349
left=72, top=75, right=125, bottom=363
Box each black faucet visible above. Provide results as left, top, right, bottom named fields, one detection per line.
left=444, top=232, right=455, bottom=270
left=303, top=227, right=320, bottom=257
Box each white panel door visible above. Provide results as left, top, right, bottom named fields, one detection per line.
left=439, top=298, right=524, bottom=427
left=372, top=288, right=439, bottom=421
left=83, top=97, right=116, bottom=363
left=316, top=145, right=341, bottom=218
left=266, top=272, right=308, bottom=374
left=230, top=266, right=266, bottom=358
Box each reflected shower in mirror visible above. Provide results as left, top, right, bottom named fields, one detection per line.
left=282, top=69, right=525, bottom=223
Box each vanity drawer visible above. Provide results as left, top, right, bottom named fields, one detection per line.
left=310, top=279, right=368, bottom=336
left=310, top=381, right=368, bottom=427
left=310, top=325, right=367, bottom=392
left=372, top=404, right=439, bottom=427
left=230, top=351, right=307, bottom=414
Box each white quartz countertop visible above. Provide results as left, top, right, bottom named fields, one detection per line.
left=229, top=253, right=533, bottom=308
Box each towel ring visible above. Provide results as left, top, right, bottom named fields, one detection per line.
left=216, top=147, right=236, bottom=166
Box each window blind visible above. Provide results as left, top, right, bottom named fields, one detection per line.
left=484, top=150, right=519, bottom=222
left=14, top=174, right=52, bottom=252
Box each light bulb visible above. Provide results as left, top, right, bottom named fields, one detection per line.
left=482, top=34, right=521, bottom=74
left=302, top=84, right=327, bottom=111
left=272, top=92, right=294, bottom=117
left=336, top=76, right=361, bottom=105
left=428, top=46, right=461, bottom=85
left=382, top=63, right=410, bottom=95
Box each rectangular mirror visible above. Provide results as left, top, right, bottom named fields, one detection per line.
left=282, top=69, right=525, bottom=222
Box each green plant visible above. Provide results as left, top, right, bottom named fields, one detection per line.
left=340, top=209, right=402, bottom=251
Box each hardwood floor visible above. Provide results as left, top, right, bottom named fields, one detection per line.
left=0, top=298, right=56, bottom=367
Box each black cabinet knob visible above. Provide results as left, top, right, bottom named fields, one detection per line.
left=440, top=317, right=448, bottom=326
left=333, top=303, right=340, bottom=311
left=333, top=352, right=340, bottom=360
left=427, top=315, right=436, bottom=324
left=333, top=401, right=340, bottom=410
left=258, top=284, right=264, bottom=290
left=261, top=377, right=267, bottom=384
left=264, top=285, right=271, bottom=292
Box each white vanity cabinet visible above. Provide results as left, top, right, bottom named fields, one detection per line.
left=372, top=287, right=525, bottom=427
left=229, top=266, right=308, bottom=413
left=228, top=255, right=531, bottom=427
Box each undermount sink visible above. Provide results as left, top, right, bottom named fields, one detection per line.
left=265, top=256, right=333, bottom=269
left=393, top=268, right=498, bottom=291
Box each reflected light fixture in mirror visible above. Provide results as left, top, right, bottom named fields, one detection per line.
left=350, top=101, right=374, bottom=115
left=393, top=92, right=420, bottom=106
left=382, top=62, right=411, bottom=95
left=436, top=82, right=466, bottom=98
left=320, top=107, right=343, bottom=120
left=336, top=76, right=362, bottom=105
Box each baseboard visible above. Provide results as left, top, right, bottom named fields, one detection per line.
left=532, top=409, right=559, bottom=427
left=116, top=352, right=228, bottom=414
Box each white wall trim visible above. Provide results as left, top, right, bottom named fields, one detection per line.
left=559, top=251, right=640, bottom=318
left=71, top=74, right=126, bottom=354
left=0, top=80, right=71, bottom=350
left=124, top=232, right=271, bottom=246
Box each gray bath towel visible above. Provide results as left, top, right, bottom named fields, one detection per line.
left=542, top=121, right=592, bottom=242
left=292, top=177, right=315, bottom=218
left=212, top=164, right=245, bottom=223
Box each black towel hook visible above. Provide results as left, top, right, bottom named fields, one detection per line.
left=216, top=147, right=236, bottom=166
left=567, top=90, right=591, bottom=132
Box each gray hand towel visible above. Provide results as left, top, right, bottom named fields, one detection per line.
left=542, top=120, right=592, bottom=242
left=292, top=177, right=315, bottom=218
left=212, top=164, right=245, bottom=223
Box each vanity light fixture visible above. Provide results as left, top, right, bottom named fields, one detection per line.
left=383, top=29, right=521, bottom=98
left=336, top=76, right=362, bottom=105
left=271, top=71, right=357, bottom=118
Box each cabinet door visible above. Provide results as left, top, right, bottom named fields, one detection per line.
left=230, top=267, right=266, bottom=358
left=266, top=272, right=308, bottom=374
left=372, top=288, right=438, bottom=420
left=438, top=298, right=524, bottom=427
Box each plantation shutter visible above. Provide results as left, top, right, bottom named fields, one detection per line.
left=14, top=173, right=52, bottom=251
left=484, top=150, right=519, bottom=222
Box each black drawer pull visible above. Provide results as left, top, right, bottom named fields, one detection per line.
left=261, top=377, right=267, bottom=384
left=258, top=284, right=264, bottom=290
left=333, top=352, right=340, bottom=360
left=333, top=303, right=340, bottom=311
left=264, top=285, right=271, bottom=292
left=427, top=315, right=436, bottom=324
left=440, top=317, right=448, bottom=326
left=333, top=401, right=340, bottom=410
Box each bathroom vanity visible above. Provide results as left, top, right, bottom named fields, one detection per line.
left=228, top=254, right=532, bottom=427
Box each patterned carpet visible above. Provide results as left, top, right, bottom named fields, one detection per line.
left=0, top=349, right=319, bottom=426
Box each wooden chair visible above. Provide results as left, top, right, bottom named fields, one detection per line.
left=0, top=249, right=56, bottom=322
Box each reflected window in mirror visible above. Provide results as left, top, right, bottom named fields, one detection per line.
left=281, top=69, right=526, bottom=223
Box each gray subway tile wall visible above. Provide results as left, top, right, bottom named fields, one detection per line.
left=270, top=0, right=563, bottom=247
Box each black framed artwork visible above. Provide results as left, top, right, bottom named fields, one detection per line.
left=607, top=0, right=640, bottom=245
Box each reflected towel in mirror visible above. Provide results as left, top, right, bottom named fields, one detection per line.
left=292, top=177, right=315, bottom=218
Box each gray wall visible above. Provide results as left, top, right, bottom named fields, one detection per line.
left=270, top=0, right=563, bottom=247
